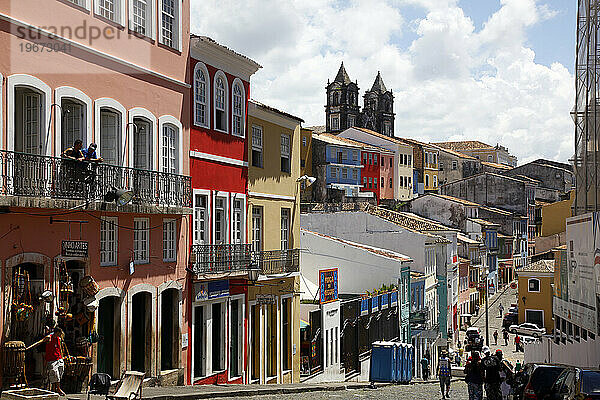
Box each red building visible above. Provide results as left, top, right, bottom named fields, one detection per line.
left=187, top=35, right=260, bottom=385
left=361, top=148, right=381, bottom=200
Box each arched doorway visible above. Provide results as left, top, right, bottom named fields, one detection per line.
left=131, top=292, right=152, bottom=373
left=97, top=295, right=121, bottom=379
left=160, top=288, right=179, bottom=371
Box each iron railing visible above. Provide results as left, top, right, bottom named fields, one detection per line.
left=190, top=244, right=253, bottom=274
left=256, top=249, right=300, bottom=274
left=190, top=245, right=300, bottom=275
left=0, top=150, right=191, bottom=207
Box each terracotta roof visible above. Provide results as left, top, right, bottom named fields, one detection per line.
left=411, top=271, right=425, bottom=279
left=319, top=133, right=391, bottom=153
left=430, top=193, right=480, bottom=207
left=352, top=127, right=405, bottom=144
left=301, top=228, right=412, bottom=262
left=518, top=259, right=554, bottom=274
left=441, top=172, right=537, bottom=187
left=429, top=144, right=478, bottom=160
left=190, top=35, right=262, bottom=70
left=467, top=218, right=500, bottom=228
left=457, top=233, right=480, bottom=244
left=478, top=206, right=513, bottom=216
left=249, top=99, right=304, bottom=123
left=367, top=206, right=457, bottom=237
left=481, top=161, right=513, bottom=171
left=434, top=141, right=494, bottom=151
left=313, top=133, right=363, bottom=148
left=305, top=125, right=326, bottom=133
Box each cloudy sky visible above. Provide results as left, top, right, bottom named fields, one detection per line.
left=191, top=0, right=575, bottom=165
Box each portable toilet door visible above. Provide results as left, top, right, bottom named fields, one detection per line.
left=394, top=343, right=402, bottom=383
left=369, top=341, right=396, bottom=383
left=401, top=344, right=408, bottom=383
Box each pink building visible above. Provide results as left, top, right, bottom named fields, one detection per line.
left=0, top=0, right=191, bottom=387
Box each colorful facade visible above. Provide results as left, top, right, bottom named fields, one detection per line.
left=0, top=0, right=191, bottom=386
left=246, top=100, right=303, bottom=383
left=300, top=128, right=314, bottom=202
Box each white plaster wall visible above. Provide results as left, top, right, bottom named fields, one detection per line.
left=300, top=230, right=404, bottom=294
left=301, top=212, right=428, bottom=272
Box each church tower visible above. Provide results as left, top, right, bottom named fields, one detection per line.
left=325, top=62, right=360, bottom=133
left=361, top=71, right=395, bottom=136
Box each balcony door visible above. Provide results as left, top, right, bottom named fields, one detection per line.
left=100, top=108, right=121, bottom=166
left=133, top=117, right=153, bottom=199
left=61, top=99, right=85, bottom=150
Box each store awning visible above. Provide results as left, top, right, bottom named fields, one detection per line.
left=300, top=319, right=309, bottom=329
left=300, top=274, right=319, bottom=301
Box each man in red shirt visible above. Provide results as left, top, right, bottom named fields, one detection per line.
left=44, top=327, right=66, bottom=396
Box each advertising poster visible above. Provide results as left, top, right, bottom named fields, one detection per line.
left=319, top=268, right=338, bottom=304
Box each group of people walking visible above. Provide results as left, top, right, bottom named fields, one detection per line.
left=465, top=348, right=514, bottom=400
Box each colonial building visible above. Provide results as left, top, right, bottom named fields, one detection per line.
left=516, top=259, right=555, bottom=330
left=187, top=36, right=260, bottom=385
left=247, top=100, right=303, bottom=384
left=300, top=128, right=314, bottom=202
left=325, top=64, right=394, bottom=137
left=432, top=144, right=482, bottom=186
left=434, top=141, right=518, bottom=167
left=0, top=0, right=191, bottom=386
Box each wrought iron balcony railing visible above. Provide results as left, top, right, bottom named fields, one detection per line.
left=189, top=245, right=300, bottom=276
left=0, top=150, right=191, bottom=208
left=190, top=244, right=253, bottom=274
left=256, top=248, right=300, bottom=274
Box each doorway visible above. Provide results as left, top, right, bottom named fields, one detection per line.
left=131, top=292, right=152, bottom=373
left=98, top=296, right=120, bottom=378
left=160, top=289, right=179, bottom=371
left=193, top=305, right=204, bottom=380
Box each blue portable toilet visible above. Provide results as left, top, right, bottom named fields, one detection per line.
left=407, top=345, right=414, bottom=382
left=400, top=344, right=408, bottom=383
left=369, top=341, right=397, bottom=383
left=394, top=343, right=402, bottom=383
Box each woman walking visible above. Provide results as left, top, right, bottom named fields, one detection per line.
left=465, top=351, right=484, bottom=400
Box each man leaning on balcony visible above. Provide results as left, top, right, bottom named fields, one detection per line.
left=60, top=139, right=89, bottom=197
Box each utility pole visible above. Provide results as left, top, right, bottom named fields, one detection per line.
left=485, top=277, right=489, bottom=346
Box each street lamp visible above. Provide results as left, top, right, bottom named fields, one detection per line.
left=103, top=187, right=134, bottom=206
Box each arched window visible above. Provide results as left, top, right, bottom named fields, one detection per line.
left=231, top=79, right=245, bottom=137
left=425, top=174, right=430, bottom=188
left=159, top=115, right=182, bottom=175
left=95, top=98, right=126, bottom=166
left=333, top=92, right=339, bottom=105
left=194, top=63, right=209, bottom=128
left=214, top=72, right=228, bottom=132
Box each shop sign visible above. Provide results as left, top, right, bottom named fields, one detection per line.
left=256, top=294, right=276, bottom=305
left=360, top=297, right=369, bottom=316
left=390, top=291, right=398, bottom=307
left=319, top=268, right=338, bottom=304
left=372, top=295, right=379, bottom=312
left=381, top=293, right=389, bottom=309
left=61, top=240, right=88, bottom=257
left=194, top=280, right=229, bottom=301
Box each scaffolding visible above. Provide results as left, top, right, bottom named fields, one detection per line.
left=574, top=0, right=600, bottom=215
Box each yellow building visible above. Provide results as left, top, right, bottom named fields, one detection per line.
left=516, top=259, right=554, bottom=330
left=541, top=191, right=574, bottom=237
left=300, top=128, right=313, bottom=202
left=247, top=100, right=303, bottom=384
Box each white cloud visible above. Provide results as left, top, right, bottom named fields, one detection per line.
left=190, top=0, right=574, bottom=165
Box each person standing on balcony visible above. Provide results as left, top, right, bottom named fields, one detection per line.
left=82, top=143, right=103, bottom=162
left=81, top=143, right=103, bottom=192
left=61, top=139, right=84, bottom=161
left=60, top=139, right=86, bottom=194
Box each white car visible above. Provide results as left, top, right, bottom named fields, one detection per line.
left=509, top=322, right=546, bottom=337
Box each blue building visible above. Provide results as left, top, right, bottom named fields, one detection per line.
left=311, top=133, right=367, bottom=202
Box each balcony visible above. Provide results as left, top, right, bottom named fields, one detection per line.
left=0, top=150, right=191, bottom=209
left=189, top=246, right=300, bottom=276
left=190, top=244, right=253, bottom=275
left=256, top=249, right=300, bottom=275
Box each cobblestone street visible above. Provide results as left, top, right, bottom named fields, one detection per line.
left=214, top=381, right=469, bottom=400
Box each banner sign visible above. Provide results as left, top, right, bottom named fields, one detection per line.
left=381, top=293, right=389, bottom=309
left=195, top=280, right=229, bottom=302
left=390, top=291, right=398, bottom=306
left=372, top=295, right=379, bottom=312
left=61, top=240, right=88, bottom=258
left=360, top=297, right=369, bottom=316
left=319, top=268, right=338, bottom=304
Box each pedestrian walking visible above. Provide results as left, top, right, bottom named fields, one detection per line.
left=515, top=360, right=522, bottom=372
left=44, top=327, right=66, bottom=396
left=421, top=355, right=430, bottom=381
left=514, top=335, right=521, bottom=352
left=454, top=351, right=461, bottom=367
left=437, top=350, right=452, bottom=399
left=465, top=351, right=484, bottom=400
left=493, top=330, right=499, bottom=345
left=498, top=304, right=504, bottom=318
left=482, top=348, right=503, bottom=400
left=503, top=329, right=509, bottom=346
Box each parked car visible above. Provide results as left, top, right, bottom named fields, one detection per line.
left=512, top=364, right=567, bottom=400
left=503, top=312, right=519, bottom=329
left=520, top=335, right=539, bottom=345
left=464, top=326, right=483, bottom=351
left=545, top=368, right=600, bottom=400
left=510, top=322, right=546, bottom=338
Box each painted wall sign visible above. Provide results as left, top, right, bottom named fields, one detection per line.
left=61, top=240, right=88, bottom=257
left=381, top=293, right=389, bottom=309
left=360, top=297, right=369, bottom=316
left=319, top=268, right=338, bottom=304
left=256, top=294, right=276, bottom=305
left=372, top=295, right=379, bottom=312
left=390, top=291, right=398, bottom=306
